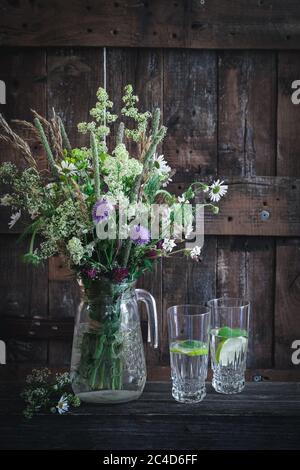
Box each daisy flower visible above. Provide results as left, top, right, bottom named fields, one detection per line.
left=59, top=160, right=78, bottom=176
left=162, top=238, right=176, bottom=253
left=56, top=395, right=69, bottom=415
left=209, top=180, right=228, bottom=202
left=8, top=210, right=21, bottom=229
left=162, top=175, right=173, bottom=188
left=153, top=154, right=171, bottom=175
left=190, top=245, right=202, bottom=261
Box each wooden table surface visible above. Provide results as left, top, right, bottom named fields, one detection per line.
left=0, top=382, right=300, bottom=450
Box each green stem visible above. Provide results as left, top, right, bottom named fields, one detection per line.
left=190, top=182, right=209, bottom=191
left=154, top=189, right=174, bottom=203
left=103, top=248, right=112, bottom=268
left=29, top=229, right=37, bottom=254
left=167, top=247, right=189, bottom=256
left=91, top=131, right=101, bottom=199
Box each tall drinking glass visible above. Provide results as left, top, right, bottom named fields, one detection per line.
left=208, top=298, right=250, bottom=394
left=167, top=305, right=210, bottom=403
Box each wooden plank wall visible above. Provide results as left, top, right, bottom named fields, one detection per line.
left=0, top=0, right=300, bottom=381
left=1, top=0, right=300, bottom=49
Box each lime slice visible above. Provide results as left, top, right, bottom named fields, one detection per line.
left=170, top=339, right=208, bottom=356
left=215, top=338, right=226, bottom=363
left=217, top=337, right=248, bottom=366
left=218, top=326, right=248, bottom=338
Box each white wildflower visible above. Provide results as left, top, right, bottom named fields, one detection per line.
left=162, top=238, right=176, bottom=253
left=153, top=154, right=171, bottom=175
left=56, top=395, right=69, bottom=415
left=103, top=144, right=143, bottom=195
left=112, top=192, right=129, bottom=209
left=209, top=180, right=228, bottom=203
left=178, top=195, right=189, bottom=204
left=190, top=245, right=202, bottom=260
left=45, top=182, right=57, bottom=197
left=59, top=160, right=78, bottom=176
left=8, top=210, right=21, bottom=229
left=55, top=372, right=71, bottom=388
left=184, top=224, right=194, bottom=239
left=162, top=175, right=172, bottom=187
left=85, top=241, right=95, bottom=257
left=0, top=194, right=11, bottom=206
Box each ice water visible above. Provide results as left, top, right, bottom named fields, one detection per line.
left=169, top=340, right=209, bottom=403
left=210, top=327, right=248, bottom=394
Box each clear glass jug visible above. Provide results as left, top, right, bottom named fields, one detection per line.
left=70, top=278, right=158, bottom=404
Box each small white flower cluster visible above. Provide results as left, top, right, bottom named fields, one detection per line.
left=67, top=237, right=96, bottom=265
left=0, top=194, right=12, bottom=206
left=67, top=237, right=85, bottom=265
left=103, top=143, right=143, bottom=195
left=189, top=245, right=202, bottom=261
left=178, top=195, right=189, bottom=204
left=162, top=238, right=176, bottom=253
left=8, top=210, right=21, bottom=229
left=55, top=372, right=71, bottom=388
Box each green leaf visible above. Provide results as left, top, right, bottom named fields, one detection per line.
left=218, top=326, right=248, bottom=338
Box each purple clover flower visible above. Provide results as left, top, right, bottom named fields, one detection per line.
left=130, top=224, right=151, bottom=246
left=112, top=267, right=130, bottom=283
left=92, top=198, right=114, bottom=224
left=82, top=267, right=98, bottom=279
left=86, top=268, right=98, bottom=279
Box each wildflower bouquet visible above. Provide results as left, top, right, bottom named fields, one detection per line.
left=22, top=368, right=80, bottom=419
left=0, top=85, right=227, bottom=400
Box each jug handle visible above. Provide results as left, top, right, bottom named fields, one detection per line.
left=135, top=289, right=158, bottom=349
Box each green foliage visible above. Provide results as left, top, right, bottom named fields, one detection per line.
left=121, top=84, right=152, bottom=142
left=78, top=87, right=117, bottom=150
left=22, top=368, right=80, bottom=419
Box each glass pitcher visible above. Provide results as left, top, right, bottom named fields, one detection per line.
left=70, top=278, right=158, bottom=404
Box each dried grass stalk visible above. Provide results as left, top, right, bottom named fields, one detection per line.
left=0, top=113, right=37, bottom=167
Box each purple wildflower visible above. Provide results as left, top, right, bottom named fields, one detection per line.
left=112, top=267, right=129, bottom=283
left=130, top=224, right=151, bottom=246
left=86, top=268, right=98, bottom=279
left=92, top=198, right=114, bottom=224
left=82, top=267, right=98, bottom=279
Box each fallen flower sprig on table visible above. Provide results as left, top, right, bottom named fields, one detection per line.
left=21, top=368, right=80, bottom=419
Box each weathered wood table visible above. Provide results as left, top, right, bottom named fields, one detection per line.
left=0, top=382, right=300, bottom=450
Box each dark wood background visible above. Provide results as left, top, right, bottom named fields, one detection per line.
left=0, top=0, right=300, bottom=382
